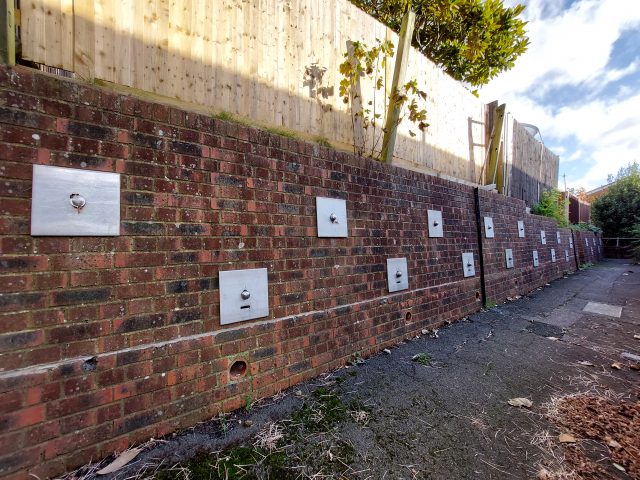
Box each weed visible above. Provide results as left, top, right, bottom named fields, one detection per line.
left=265, top=125, right=299, bottom=139
left=579, top=262, right=594, bottom=270
left=347, top=352, right=365, bottom=366
left=412, top=353, right=432, bottom=366
left=155, top=386, right=362, bottom=479
left=212, top=110, right=251, bottom=126
left=485, top=299, right=497, bottom=309
left=244, top=394, right=253, bottom=413
left=289, top=387, right=348, bottom=433
left=314, top=135, right=332, bottom=147
left=217, top=412, right=229, bottom=436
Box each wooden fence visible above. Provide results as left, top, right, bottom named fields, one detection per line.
left=19, top=0, right=485, bottom=183
left=509, top=120, right=560, bottom=206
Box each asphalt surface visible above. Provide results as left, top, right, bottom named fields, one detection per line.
left=89, top=259, right=639, bottom=480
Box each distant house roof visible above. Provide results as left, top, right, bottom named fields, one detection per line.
left=585, top=183, right=613, bottom=202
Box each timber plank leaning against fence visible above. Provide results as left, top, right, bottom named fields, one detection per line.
left=19, top=0, right=485, bottom=183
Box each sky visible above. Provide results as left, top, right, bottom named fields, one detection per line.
left=480, top=0, right=640, bottom=192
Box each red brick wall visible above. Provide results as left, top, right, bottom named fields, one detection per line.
left=0, top=66, right=602, bottom=479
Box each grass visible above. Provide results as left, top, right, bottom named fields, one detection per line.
left=153, top=385, right=365, bottom=479
left=579, top=262, right=594, bottom=270
left=264, top=125, right=300, bottom=139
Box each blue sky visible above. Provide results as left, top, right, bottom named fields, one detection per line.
left=480, top=0, right=640, bottom=191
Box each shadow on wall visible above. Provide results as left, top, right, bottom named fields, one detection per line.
left=510, top=120, right=559, bottom=206
left=19, top=0, right=484, bottom=184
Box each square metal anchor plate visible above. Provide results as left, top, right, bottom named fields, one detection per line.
left=427, top=210, right=444, bottom=238
left=484, top=217, right=494, bottom=238
left=462, top=252, right=475, bottom=277
left=219, top=268, right=269, bottom=325
left=517, top=220, right=525, bottom=238
left=540, top=230, right=546, bottom=244
left=316, top=197, right=348, bottom=237
left=505, top=248, right=514, bottom=269
left=533, top=250, right=539, bottom=267
left=31, top=165, right=120, bottom=236
left=387, top=257, right=409, bottom=292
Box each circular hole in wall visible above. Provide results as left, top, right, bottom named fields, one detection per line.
left=229, top=360, right=247, bottom=379
left=405, top=311, right=412, bottom=322
left=475, top=291, right=481, bottom=300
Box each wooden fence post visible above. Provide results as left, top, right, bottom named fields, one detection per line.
left=0, top=0, right=16, bottom=65
left=486, top=103, right=505, bottom=190
left=380, top=9, right=415, bottom=164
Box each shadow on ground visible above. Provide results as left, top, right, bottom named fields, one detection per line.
left=67, top=260, right=640, bottom=480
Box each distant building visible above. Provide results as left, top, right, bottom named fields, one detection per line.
left=585, top=183, right=613, bottom=203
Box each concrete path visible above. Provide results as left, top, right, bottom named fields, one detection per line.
left=88, top=260, right=640, bottom=480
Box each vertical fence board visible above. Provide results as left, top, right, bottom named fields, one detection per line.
left=19, top=0, right=492, bottom=183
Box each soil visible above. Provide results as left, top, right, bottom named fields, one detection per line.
left=64, top=260, right=640, bottom=480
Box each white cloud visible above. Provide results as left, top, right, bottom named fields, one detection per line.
left=480, top=0, right=640, bottom=190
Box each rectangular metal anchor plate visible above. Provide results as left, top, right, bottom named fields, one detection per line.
left=569, top=237, right=574, bottom=249
left=540, top=230, right=546, bottom=244
left=387, top=257, right=409, bottom=292
left=31, top=165, right=120, bottom=236
left=462, top=252, right=475, bottom=277
left=427, top=210, right=444, bottom=238
left=316, top=197, right=348, bottom=237
left=556, top=231, right=561, bottom=244
left=551, top=248, right=556, bottom=262
left=505, top=248, right=514, bottom=269
left=219, top=268, right=269, bottom=325
left=484, top=217, right=494, bottom=238
left=565, top=250, right=570, bottom=262
left=533, top=250, right=539, bottom=267
left=517, top=220, right=525, bottom=238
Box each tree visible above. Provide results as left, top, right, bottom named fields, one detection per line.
left=531, top=188, right=568, bottom=227
left=591, top=169, right=640, bottom=237
left=607, top=161, right=639, bottom=183
left=567, top=186, right=588, bottom=202
left=348, top=0, right=530, bottom=88
left=338, top=39, right=428, bottom=159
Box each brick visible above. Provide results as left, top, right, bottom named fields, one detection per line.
left=52, top=288, right=111, bottom=306
left=0, top=256, right=48, bottom=273
left=0, top=405, right=45, bottom=433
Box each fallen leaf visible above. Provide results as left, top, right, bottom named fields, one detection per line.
left=559, top=433, right=576, bottom=443
left=577, top=361, right=594, bottom=367
left=610, top=362, right=623, bottom=370
left=612, top=463, right=626, bottom=472
left=605, top=436, right=622, bottom=449
left=630, top=363, right=640, bottom=371
left=537, top=467, right=551, bottom=479
left=97, top=448, right=142, bottom=475
left=634, top=334, right=640, bottom=340
left=546, top=336, right=559, bottom=341
left=508, top=397, right=533, bottom=408
left=383, top=348, right=391, bottom=354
